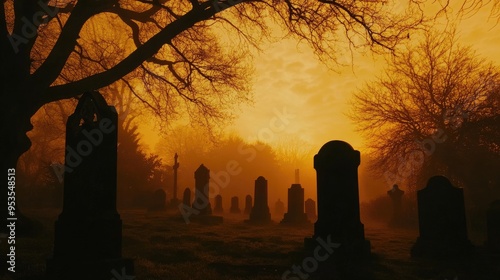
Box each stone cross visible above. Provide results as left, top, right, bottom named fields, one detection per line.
left=172, top=153, right=180, bottom=201
left=411, top=175, right=473, bottom=257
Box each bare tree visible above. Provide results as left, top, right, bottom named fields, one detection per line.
left=2, top=0, right=427, bottom=228
left=349, top=30, right=500, bottom=201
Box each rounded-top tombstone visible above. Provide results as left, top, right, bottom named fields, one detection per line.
left=487, top=200, right=500, bottom=253
left=306, top=140, right=370, bottom=257
left=411, top=175, right=473, bottom=258
left=192, top=164, right=212, bottom=215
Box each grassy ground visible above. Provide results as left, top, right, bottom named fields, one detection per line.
left=2, top=208, right=499, bottom=280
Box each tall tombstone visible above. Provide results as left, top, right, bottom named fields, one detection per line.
left=230, top=196, right=241, bottom=214
left=246, top=176, right=272, bottom=224
left=387, top=184, right=404, bottom=226
left=213, top=194, right=224, bottom=214
left=274, top=199, right=285, bottom=218
left=305, top=198, right=317, bottom=222
left=305, top=140, right=370, bottom=258
left=182, top=188, right=191, bottom=207
left=46, top=91, right=133, bottom=279
left=411, top=175, right=473, bottom=258
left=192, top=164, right=212, bottom=215
left=486, top=200, right=500, bottom=253
left=148, top=189, right=166, bottom=211
left=281, top=184, right=309, bottom=225
left=171, top=153, right=180, bottom=203
left=244, top=195, right=252, bottom=215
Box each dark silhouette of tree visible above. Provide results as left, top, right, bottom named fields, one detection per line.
left=349, top=30, right=500, bottom=204
left=2, top=0, right=427, bottom=228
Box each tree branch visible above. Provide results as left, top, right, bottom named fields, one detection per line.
left=42, top=6, right=216, bottom=103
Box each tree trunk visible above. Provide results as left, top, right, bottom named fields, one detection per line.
left=1, top=97, right=43, bottom=236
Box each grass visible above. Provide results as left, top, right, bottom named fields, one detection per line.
left=2, top=208, right=499, bottom=280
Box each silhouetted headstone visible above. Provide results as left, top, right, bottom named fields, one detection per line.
left=47, top=91, right=133, bottom=280
left=192, top=164, right=212, bottom=215
left=148, top=189, right=166, bottom=211
left=387, top=184, right=404, bottom=226
left=411, top=175, right=473, bottom=258
left=244, top=195, right=252, bottom=215
left=246, top=176, right=272, bottom=224
left=305, top=198, right=317, bottom=222
left=214, top=194, right=223, bottom=214
left=189, top=164, right=222, bottom=224
left=182, top=188, right=191, bottom=207
left=230, top=196, right=241, bottom=214
left=305, top=140, right=370, bottom=258
left=171, top=153, right=180, bottom=203
left=275, top=199, right=285, bottom=218
left=281, top=184, right=309, bottom=225
left=486, top=200, right=500, bottom=253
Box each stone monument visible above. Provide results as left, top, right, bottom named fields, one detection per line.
left=387, top=184, right=404, bottom=226
left=213, top=194, right=223, bottom=214
left=46, top=91, right=133, bottom=280
left=246, top=176, right=272, bottom=224
left=411, top=175, right=473, bottom=258
left=230, top=196, right=241, bottom=214
left=305, top=140, right=370, bottom=258
left=244, top=195, right=252, bottom=215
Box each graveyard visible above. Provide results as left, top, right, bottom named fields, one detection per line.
left=4, top=101, right=500, bottom=279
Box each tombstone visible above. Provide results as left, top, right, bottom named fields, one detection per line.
left=189, top=164, right=223, bottom=224
left=171, top=153, right=180, bottom=203
left=274, top=199, right=285, bottom=218
left=305, top=198, right=317, bottom=222
left=281, top=183, right=309, bottom=225
left=246, top=176, right=272, bottom=224
left=182, top=188, right=191, bottom=207
left=46, top=91, right=133, bottom=279
left=244, top=195, right=252, bottom=215
left=148, top=189, right=166, bottom=211
left=305, top=140, right=370, bottom=258
left=230, top=196, right=241, bottom=214
left=486, top=200, right=500, bottom=253
left=213, top=194, right=224, bottom=214
left=411, top=175, right=473, bottom=258
left=192, top=164, right=212, bottom=215
left=387, top=184, right=404, bottom=226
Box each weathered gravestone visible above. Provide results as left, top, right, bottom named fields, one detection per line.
left=182, top=187, right=191, bottom=207
left=305, top=198, right=317, bottom=222
left=214, top=194, right=224, bottom=214
left=230, top=196, right=241, bottom=214
left=305, top=140, right=370, bottom=258
left=275, top=199, right=285, bottom=218
left=244, top=195, right=252, bottom=215
left=187, top=164, right=223, bottom=224
left=246, top=176, right=272, bottom=224
left=192, top=164, right=212, bottom=215
left=387, top=184, right=404, bottom=226
left=281, top=184, right=309, bottom=225
left=486, top=200, right=500, bottom=253
left=148, top=189, right=166, bottom=211
left=411, top=175, right=473, bottom=258
left=171, top=153, right=180, bottom=204
left=46, top=91, right=133, bottom=280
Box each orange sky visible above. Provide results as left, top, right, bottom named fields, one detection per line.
left=142, top=3, right=500, bottom=202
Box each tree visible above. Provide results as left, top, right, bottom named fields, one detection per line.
left=349, top=30, right=500, bottom=203
left=2, top=0, right=426, bottom=226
